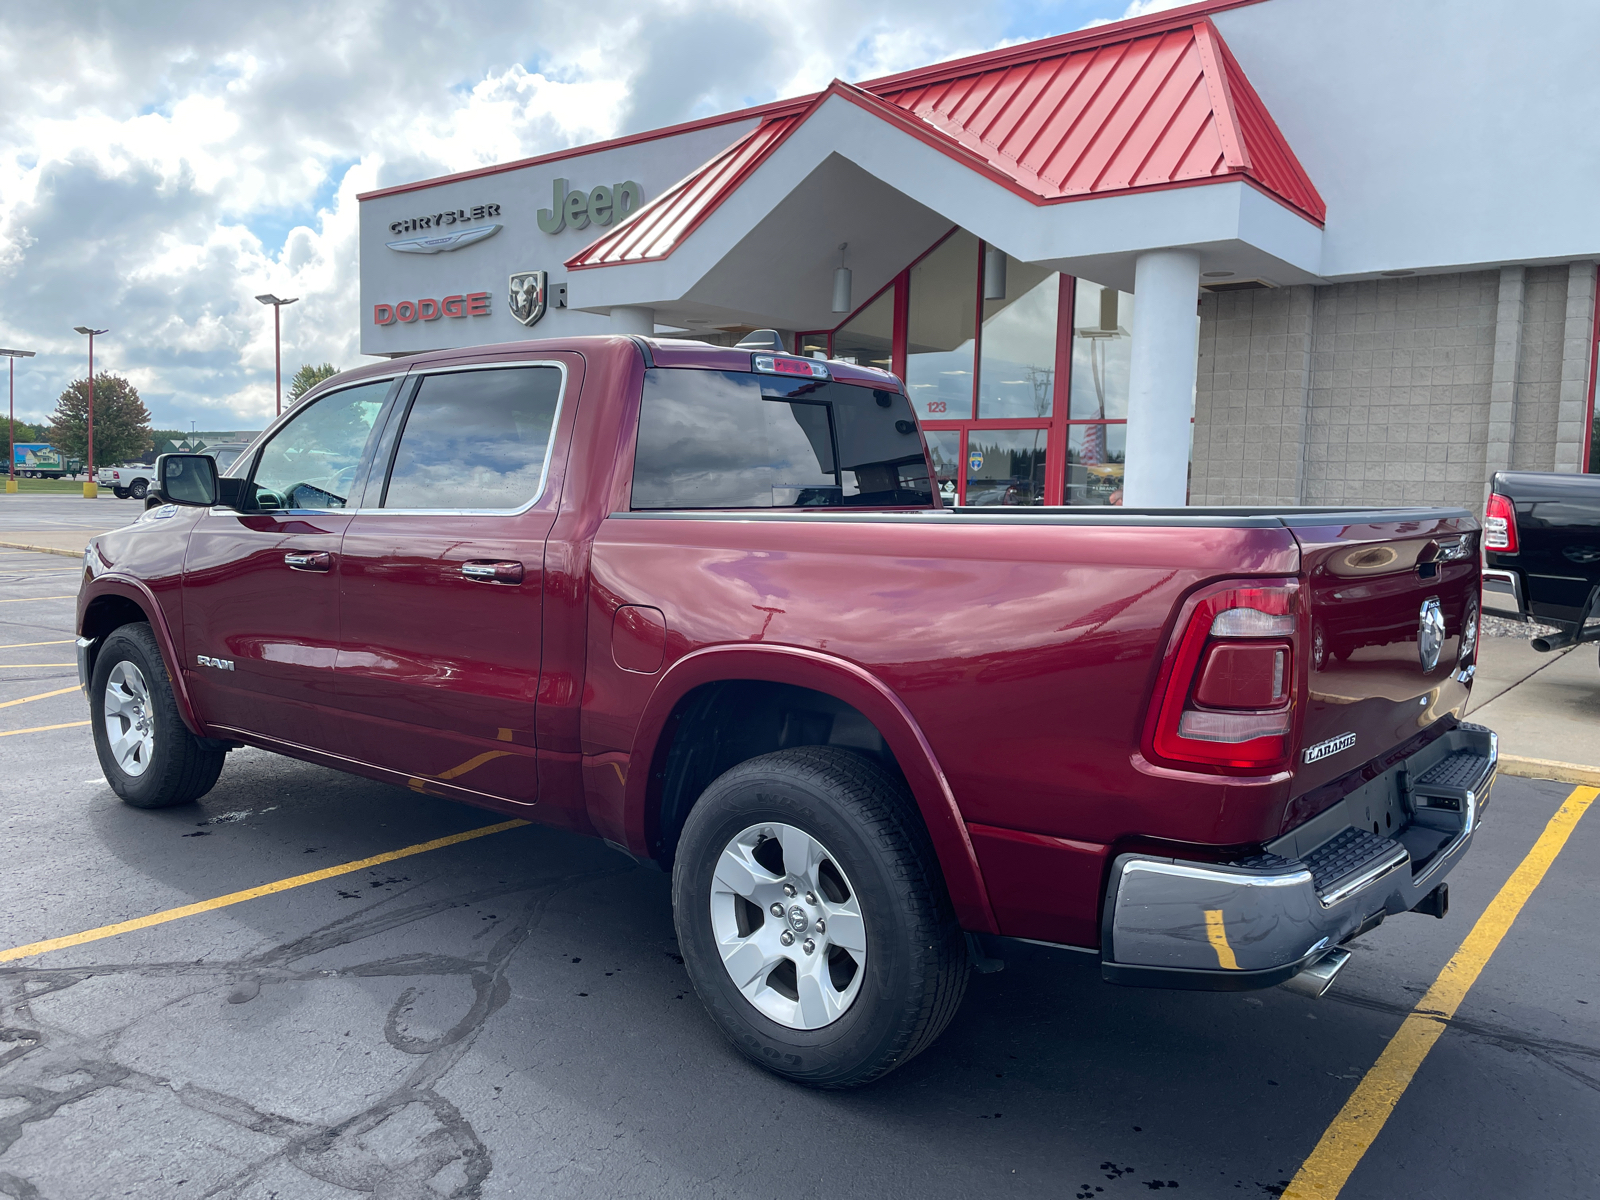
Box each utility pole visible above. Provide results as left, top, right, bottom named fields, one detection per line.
left=255, top=295, right=299, bottom=416
left=0, top=348, right=37, bottom=495
left=73, top=327, right=108, bottom=498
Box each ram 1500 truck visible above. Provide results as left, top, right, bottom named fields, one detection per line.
left=1483, top=469, right=1600, bottom=656
left=76, top=335, right=1497, bottom=1087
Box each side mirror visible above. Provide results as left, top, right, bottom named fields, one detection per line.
left=156, top=453, right=219, bottom=507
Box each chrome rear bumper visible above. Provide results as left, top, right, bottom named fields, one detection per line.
left=1102, top=723, right=1497, bottom=991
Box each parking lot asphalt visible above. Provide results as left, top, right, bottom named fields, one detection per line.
left=1, top=548, right=1597, bottom=1200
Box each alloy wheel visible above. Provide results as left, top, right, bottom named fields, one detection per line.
left=103, top=660, right=156, bottom=777
left=710, top=822, right=868, bottom=1030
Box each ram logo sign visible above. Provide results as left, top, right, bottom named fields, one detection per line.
left=197, top=655, right=235, bottom=672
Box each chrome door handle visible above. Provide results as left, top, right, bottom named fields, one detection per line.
left=461, top=561, right=524, bottom=584
left=284, top=551, right=332, bottom=572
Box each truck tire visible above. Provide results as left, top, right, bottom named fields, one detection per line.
left=130, top=479, right=148, bottom=500
left=90, top=623, right=225, bottom=809
left=672, top=746, right=968, bottom=1088
left=112, top=486, right=129, bottom=499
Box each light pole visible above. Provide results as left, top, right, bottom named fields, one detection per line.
left=255, top=294, right=299, bottom=416
left=0, top=348, right=37, bottom=495
left=73, top=327, right=108, bottom=498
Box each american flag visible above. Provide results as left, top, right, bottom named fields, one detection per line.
left=1080, top=424, right=1105, bottom=466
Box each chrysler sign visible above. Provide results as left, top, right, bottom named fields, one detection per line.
left=387, top=204, right=503, bottom=254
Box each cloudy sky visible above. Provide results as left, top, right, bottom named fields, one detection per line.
left=0, top=0, right=1182, bottom=431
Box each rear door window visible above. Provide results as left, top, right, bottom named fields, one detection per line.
left=380, top=366, right=563, bottom=510
left=630, top=369, right=931, bottom=509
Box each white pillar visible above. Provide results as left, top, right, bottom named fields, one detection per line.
left=1122, top=249, right=1200, bottom=507
left=609, top=306, right=655, bottom=335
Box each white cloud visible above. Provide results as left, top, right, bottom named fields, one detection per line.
left=1080, top=0, right=1194, bottom=29
left=0, top=0, right=1124, bottom=429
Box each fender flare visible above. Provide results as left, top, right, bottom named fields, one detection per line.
left=623, top=643, right=999, bottom=933
left=79, top=575, right=206, bottom=737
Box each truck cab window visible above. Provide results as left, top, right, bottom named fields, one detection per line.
left=246, top=380, right=388, bottom=511
left=631, top=369, right=932, bottom=509
left=381, top=366, right=562, bottom=510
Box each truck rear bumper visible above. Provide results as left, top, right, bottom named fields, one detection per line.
left=1101, top=723, right=1497, bottom=991
left=1481, top=569, right=1524, bottom=620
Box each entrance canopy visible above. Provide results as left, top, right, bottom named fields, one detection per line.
left=565, top=10, right=1325, bottom=332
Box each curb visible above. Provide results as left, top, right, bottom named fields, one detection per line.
left=0, top=540, right=82, bottom=560
left=1497, top=754, right=1600, bottom=788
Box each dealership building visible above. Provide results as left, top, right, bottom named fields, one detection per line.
left=357, top=0, right=1599, bottom=510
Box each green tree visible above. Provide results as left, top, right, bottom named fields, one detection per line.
left=47, top=373, right=153, bottom=468
left=289, top=362, right=339, bottom=403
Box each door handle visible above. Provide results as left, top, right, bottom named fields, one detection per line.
left=461, top=561, right=524, bottom=584
left=284, top=551, right=333, bottom=572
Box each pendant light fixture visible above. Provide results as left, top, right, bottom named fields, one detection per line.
left=983, top=244, right=1007, bottom=301
left=831, top=242, right=852, bottom=314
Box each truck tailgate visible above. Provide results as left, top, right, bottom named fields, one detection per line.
left=1289, top=511, right=1479, bottom=807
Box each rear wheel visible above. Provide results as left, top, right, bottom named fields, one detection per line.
left=91, top=623, right=225, bottom=808
left=672, top=746, right=967, bottom=1088
left=112, top=486, right=128, bottom=499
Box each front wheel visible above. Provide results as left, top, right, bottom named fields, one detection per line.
left=129, top=479, right=148, bottom=500
left=672, top=746, right=968, bottom=1088
left=91, top=623, right=226, bottom=808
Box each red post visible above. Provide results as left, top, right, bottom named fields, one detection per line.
left=87, top=332, right=95, bottom=478
left=8, top=356, right=13, bottom=486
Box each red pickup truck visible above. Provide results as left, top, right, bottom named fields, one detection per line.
left=76, top=335, right=1496, bottom=1087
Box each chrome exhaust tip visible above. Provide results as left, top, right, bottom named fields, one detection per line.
left=1280, top=947, right=1352, bottom=999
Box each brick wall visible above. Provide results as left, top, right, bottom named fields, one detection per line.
left=1192, top=273, right=1501, bottom=509
left=1190, top=286, right=1313, bottom=505
left=1510, top=265, right=1570, bottom=472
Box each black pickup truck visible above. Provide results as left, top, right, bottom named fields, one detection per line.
left=1484, top=471, right=1600, bottom=654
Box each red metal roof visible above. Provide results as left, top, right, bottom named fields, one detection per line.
left=568, top=12, right=1321, bottom=271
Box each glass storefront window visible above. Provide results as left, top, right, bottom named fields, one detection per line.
left=796, top=332, right=829, bottom=359
left=964, top=428, right=1048, bottom=506
left=1066, top=423, right=1126, bottom=506
left=924, top=429, right=961, bottom=506
left=906, top=231, right=979, bottom=420
left=831, top=289, right=892, bottom=374
left=1071, top=278, right=1134, bottom=420
left=978, top=259, right=1059, bottom=418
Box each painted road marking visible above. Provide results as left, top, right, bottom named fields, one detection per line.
left=1284, top=785, right=1598, bottom=1199
left=0, top=663, right=75, bottom=667
left=1204, top=908, right=1239, bottom=970
left=0, top=641, right=74, bottom=649
left=0, top=818, right=530, bottom=963
left=0, top=686, right=79, bottom=709
left=0, top=721, right=90, bottom=738
left=0, top=595, right=73, bottom=603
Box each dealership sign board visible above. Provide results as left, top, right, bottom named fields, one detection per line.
left=373, top=292, right=492, bottom=325
left=386, top=205, right=504, bottom=254
left=537, top=179, right=643, bottom=233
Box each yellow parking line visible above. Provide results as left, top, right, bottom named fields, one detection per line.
left=0, top=819, right=530, bottom=963
left=0, top=687, right=80, bottom=709
left=0, top=721, right=90, bottom=737
left=1284, top=785, right=1598, bottom=1199
left=0, top=595, right=73, bottom=603
left=0, top=640, right=74, bottom=649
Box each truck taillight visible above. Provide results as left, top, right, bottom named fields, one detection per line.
left=1484, top=492, right=1516, bottom=553
left=1145, top=580, right=1299, bottom=772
